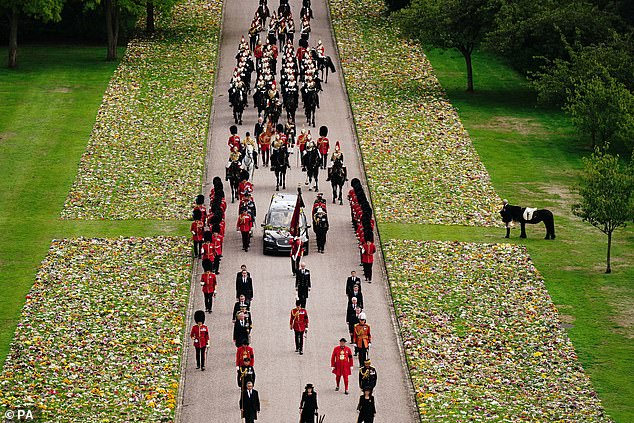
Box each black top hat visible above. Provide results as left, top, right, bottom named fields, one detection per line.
left=194, top=310, right=206, bottom=323
left=305, top=383, right=314, bottom=389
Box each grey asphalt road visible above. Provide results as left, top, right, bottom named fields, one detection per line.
left=177, top=0, right=418, bottom=421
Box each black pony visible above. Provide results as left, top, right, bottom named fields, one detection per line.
left=225, top=160, right=242, bottom=203
left=500, top=203, right=556, bottom=239
left=271, top=145, right=290, bottom=191
left=229, top=86, right=247, bottom=125
left=303, top=90, right=317, bottom=127
left=302, top=148, right=320, bottom=191
left=328, top=158, right=347, bottom=204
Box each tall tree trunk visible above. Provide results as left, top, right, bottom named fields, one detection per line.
left=464, top=49, right=474, bottom=92
left=605, top=231, right=612, bottom=274
left=146, top=2, right=155, bottom=33
left=8, top=8, right=18, bottom=69
left=105, top=0, right=117, bottom=61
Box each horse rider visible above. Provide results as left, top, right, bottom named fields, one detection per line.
left=242, top=132, right=259, bottom=169
left=228, top=146, right=242, bottom=167
left=331, top=141, right=343, bottom=163
left=315, top=40, right=325, bottom=59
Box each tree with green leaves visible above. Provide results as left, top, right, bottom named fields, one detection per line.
left=84, top=0, right=143, bottom=60
left=394, top=0, right=500, bottom=92
left=1, top=0, right=65, bottom=68
left=572, top=149, right=634, bottom=273
left=564, top=76, right=634, bottom=150
left=145, top=0, right=177, bottom=33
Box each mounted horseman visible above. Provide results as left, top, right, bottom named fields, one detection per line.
left=270, top=134, right=290, bottom=191
left=327, top=141, right=347, bottom=205
left=499, top=199, right=556, bottom=239
left=302, top=136, right=320, bottom=191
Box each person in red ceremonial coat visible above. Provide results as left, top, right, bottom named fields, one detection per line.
left=200, top=231, right=215, bottom=263
left=228, top=125, right=242, bottom=152
left=353, top=313, right=372, bottom=367
left=290, top=299, right=309, bottom=354
left=190, top=310, right=209, bottom=371
left=201, top=259, right=217, bottom=313
left=317, top=126, right=329, bottom=169
left=190, top=208, right=204, bottom=259
left=194, top=194, right=207, bottom=223
left=211, top=224, right=223, bottom=275
left=361, top=239, right=376, bottom=283
left=290, top=236, right=303, bottom=276
left=237, top=207, right=254, bottom=251
left=236, top=340, right=255, bottom=367
left=331, top=338, right=354, bottom=394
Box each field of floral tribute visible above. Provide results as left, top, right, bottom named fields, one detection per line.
left=62, top=0, right=223, bottom=220
left=0, top=237, right=190, bottom=422
left=384, top=240, right=612, bottom=422
left=329, top=0, right=501, bottom=226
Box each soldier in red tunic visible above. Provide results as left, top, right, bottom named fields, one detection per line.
left=228, top=125, right=242, bottom=153
left=201, top=259, right=217, bottom=313
left=290, top=236, right=303, bottom=275
left=193, top=194, right=207, bottom=223
left=211, top=224, right=223, bottom=274
left=236, top=340, right=255, bottom=367
left=361, top=239, right=376, bottom=283
left=317, top=126, right=329, bottom=169
left=237, top=207, right=254, bottom=251
left=190, top=208, right=205, bottom=259
left=290, top=299, right=309, bottom=354
left=200, top=231, right=215, bottom=263
left=190, top=310, right=209, bottom=371
left=331, top=338, right=354, bottom=394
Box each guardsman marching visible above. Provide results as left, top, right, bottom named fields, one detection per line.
left=190, top=208, right=204, bottom=259
left=290, top=299, right=309, bottom=354
left=317, top=126, right=329, bottom=169
left=228, top=125, right=241, bottom=152
left=201, top=259, right=217, bottom=313
left=190, top=310, right=209, bottom=371
left=236, top=340, right=255, bottom=367
left=353, top=313, right=372, bottom=367
left=358, top=359, right=378, bottom=394
left=237, top=207, right=254, bottom=251
left=360, top=239, right=376, bottom=283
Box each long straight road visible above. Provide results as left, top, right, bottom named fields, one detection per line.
left=178, top=0, right=418, bottom=421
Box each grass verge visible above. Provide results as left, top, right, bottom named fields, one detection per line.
left=396, top=48, right=634, bottom=422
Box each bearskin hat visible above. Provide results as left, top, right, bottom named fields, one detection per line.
left=195, top=194, right=205, bottom=205
left=203, top=231, right=212, bottom=242
left=212, top=176, right=222, bottom=187
left=211, top=223, right=221, bottom=233
left=240, top=170, right=250, bottom=181
left=276, top=123, right=285, bottom=133
left=192, top=208, right=202, bottom=221
left=319, top=126, right=328, bottom=137
left=230, top=125, right=238, bottom=135
left=350, top=178, right=361, bottom=188
left=202, top=259, right=214, bottom=272
left=299, top=38, right=308, bottom=48
left=194, top=310, right=206, bottom=323
left=364, top=230, right=374, bottom=243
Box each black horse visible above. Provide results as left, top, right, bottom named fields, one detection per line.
left=328, top=158, right=347, bottom=205
left=229, top=86, right=247, bottom=125
left=253, top=87, right=268, bottom=117
left=500, top=203, right=556, bottom=239
left=303, top=89, right=317, bottom=127
left=311, top=50, right=336, bottom=83
left=265, top=98, right=282, bottom=126
left=302, top=148, right=320, bottom=191
left=283, top=89, right=299, bottom=123
left=225, top=160, right=242, bottom=203
left=271, top=145, right=290, bottom=191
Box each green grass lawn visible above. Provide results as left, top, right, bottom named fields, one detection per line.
left=382, top=49, right=633, bottom=421
left=0, top=45, right=187, bottom=366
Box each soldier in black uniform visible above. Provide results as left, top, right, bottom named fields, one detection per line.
left=358, top=359, right=377, bottom=394
left=237, top=356, right=256, bottom=388
left=295, top=261, right=311, bottom=308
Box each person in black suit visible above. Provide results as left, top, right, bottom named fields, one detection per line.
left=347, top=284, right=364, bottom=309
left=346, top=270, right=362, bottom=297
left=233, top=310, right=252, bottom=347
left=295, top=262, right=311, bottom=308
left=232, top=294, right=251, bottom=323
left=240, top=381, right=261, bottom=423
left=346, top=296, right=362, bottom=344
left=235, top=265, right=251, bottom=286
left=236, top=268, right=254, bottom=302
